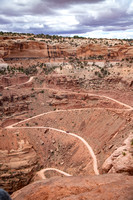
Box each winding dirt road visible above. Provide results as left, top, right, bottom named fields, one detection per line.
left=4, top=75, right=133, bottom=110
left=37, top=168, right=72, bottom=179
left=4, top=76, right=34, bottom=89
left=6, top=125, right=99, bottom=175
left=5, top=106, right=131, bottom=130
left=4, top=75, right=133, bottom=178
left=34, top=86, right=133, bottom=110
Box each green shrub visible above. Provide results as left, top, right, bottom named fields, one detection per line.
left=40, top=90, right=44, bottom=93
left=122, top=152, right=126, bottom=156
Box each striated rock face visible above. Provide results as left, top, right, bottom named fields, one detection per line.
left=0, top=37, right=133, bottom=61
left=77, top=43, right=108, bottom=58
left=102, top=133, right=133, bottom=175
left=47, top=90, right=126, bottom=110
left=0, top=40, right=48, bottom=58
left=11, top=174, right=133, bottom=200
left=77, top=43, right=133, bottom=60
left=0, top=92, right=30, bottom=121
left=0, top=40, right=76, bottom=59
left=108, top=45, right=133, bottom=59
left=0, top=130, right=38, bottom=193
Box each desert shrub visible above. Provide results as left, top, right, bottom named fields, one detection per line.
left=122, top=152, right=126, bottom=156
left=31, top=94, right=35, bottom=97
left=28, top=37, right=35, bottom=40
left=40, top=90, right=44, bottom=93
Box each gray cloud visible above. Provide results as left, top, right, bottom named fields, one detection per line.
left=76, top=2, right=133, bottom=32
left=45, top=0, right=104, bottom=7
left=29, top=0, right=105, bottom=15
left=0, top=17, right=11, bottom=24
left=28, top=25, right=89, bottom=35
left=29, top=3, right=54, bottom=15
left=0, top=0, right=133, bottom=38
left=0, top=0, right=105, bottom=16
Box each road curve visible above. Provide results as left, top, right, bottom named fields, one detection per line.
left=34, top=86, right=133, bottom=110
left=37, top=168, right=72, bottom=179
left=4, top=75, right=132, bottom=110
left=101, top=94, right=133, bottom=110
left=4, top=76, right=34, bottom=89
left=4, top=74, right=132, bottom=109
left=6, top=126, right=99, bottom=175
left=26, top=76, right=34, bottom=84
left=5, top=107, right=130, bottom=129
left=4, top=75, right=133, bottom=177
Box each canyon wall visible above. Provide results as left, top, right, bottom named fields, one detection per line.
left=0, top=37, right=133, bottom=61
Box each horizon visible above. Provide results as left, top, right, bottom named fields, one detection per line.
left=1, top=31, right=133, bottom=41
left=0, top=0, right=133, bottom=39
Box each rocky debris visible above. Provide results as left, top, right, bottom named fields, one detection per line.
left=48, top=99, right=68, bottom=106
left=84, top=76, right=133, bottom=91
left=48, top=93, right=68, bottom=106
left=11, top=174, right=133, bottom=200
left=0, top=96, right=30, bottom=118
left=47, top=89, right=125, bottom=110
left=0, top=92, right=31, bottom=119
left=45, top=75, right=81, bottom=89
left=0, top=93, right=29, bottom=103
left=0, top=136, right=38, bottom=193
left=0, top=103, right=29, bottom=117
left=102, top=133, right=133, bottom=175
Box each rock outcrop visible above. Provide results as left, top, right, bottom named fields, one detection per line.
left=0, top=92, right=30, bottom=120
left=11, top=174, right=133, bottom=200
left=0, top=40, right=76, bottom=59
left=77, top=43, right=108, bottom=58
left=0, top=130, right=38, bottom=193
left=102, top=133, right=133, bottom=175
left=0, top=37, right=133, bottom=61
left=77, top=43, right=133, bottom=60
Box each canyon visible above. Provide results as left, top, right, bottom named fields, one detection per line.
left=0, top=33, right=133, bottom=199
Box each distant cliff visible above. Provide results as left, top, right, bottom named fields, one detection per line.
left=0, top=36, right=133, bottom=60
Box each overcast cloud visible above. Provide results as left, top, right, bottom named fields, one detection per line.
left=0, top=0, right=133, bottom=38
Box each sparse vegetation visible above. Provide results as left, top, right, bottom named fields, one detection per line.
left=40, top=90, right=44, bottom=93
left=31, top=94, right=35, bottom=97
left=0, top=31, right=133, bottom=196
left=94, top=67, right=110, bottom=78
left=122, top=152, right=126, bottom=156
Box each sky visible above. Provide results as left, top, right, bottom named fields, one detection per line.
left=0, top=0, right=133, bottom=39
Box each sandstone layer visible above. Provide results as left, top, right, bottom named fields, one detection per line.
left=0, top=129, right=38, bottom=193
left=0, top=36, right=133, bottom=61
left=11, top=174, right=133, bottom=200
left=0, top=34, right=132, bottom=196
left=102, top=133, right=133, bottom=175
